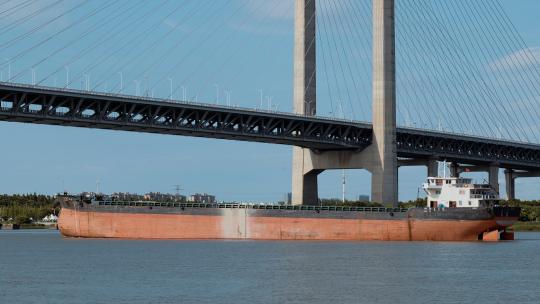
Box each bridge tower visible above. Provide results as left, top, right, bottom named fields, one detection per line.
left=370, top=0, right=398, bottom=204
left=292, top=0, right=398, bottom=206
left=292, top=0, right=320, bottom=205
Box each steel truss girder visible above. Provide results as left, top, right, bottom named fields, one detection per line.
left=0, top=84, right=371, bottom=151
left=396, top=129, right=540, bottom=170
left=1, top=83, right=540, bottom=170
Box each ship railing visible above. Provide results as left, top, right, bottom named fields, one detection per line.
left=424, top=207, right=487, bottom=211
left=95, top=201, right=408, bottom=213
left=470, top=194, right=498, bottom=199
left=424, top=207, right=449, bottom=212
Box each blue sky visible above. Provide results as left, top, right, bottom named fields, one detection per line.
left=0, top=0, right=539, bottom=202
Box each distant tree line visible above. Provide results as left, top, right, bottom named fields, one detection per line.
left=0, top=194, right=57, bottom=224
left=505, top=200, right=540, bottom=222
left=318, top=199, right=384, bottom=207
left=398, top=198, right=427, bottom=209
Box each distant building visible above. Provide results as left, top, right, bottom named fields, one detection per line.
left=189, top=193, right=216, bottom=204
left=144, top=192, right=186, bottom=202
left=112, top=192, right=145, bottom=201
left=286, top=192, right=292, bottom=205
left=358, top=195, right=370, bottom=202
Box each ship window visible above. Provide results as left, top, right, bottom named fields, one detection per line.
left=436, top=190, right=441, bottom=194
left=446, top=180, right=451, bottom=184
left=459, top=201, right=462, bottom=206
left=468, top=201, right=472, bottom=206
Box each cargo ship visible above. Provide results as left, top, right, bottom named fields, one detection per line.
left=58, top=177, right=520, bottom=241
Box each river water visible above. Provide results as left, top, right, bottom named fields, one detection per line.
left=1, top=230, right=539, bottom=304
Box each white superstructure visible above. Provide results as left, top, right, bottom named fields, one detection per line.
left=423, top=177, right=500, bottom=209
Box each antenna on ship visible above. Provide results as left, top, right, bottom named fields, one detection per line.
left=96, top=179, right=101, bottom=194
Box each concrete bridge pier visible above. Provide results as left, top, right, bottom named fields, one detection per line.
left=454, top=164, right=500, bottom=194
left=428, top=158, right=438, bottom=177
left=397, top=157, right=439, bottom=178
left=291, top=148, right=390, bottom=205
left=488, top=165, right=499, bottom=194
left=504, top=169, right=540, bottom=200
left=505, top=169, right=516, bottom=200
left=449, top=162, right=460, bottom=177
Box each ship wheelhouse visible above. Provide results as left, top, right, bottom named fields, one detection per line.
left=423, top=177, right=500, bottom=209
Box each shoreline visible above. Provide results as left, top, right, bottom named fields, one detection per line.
left=510, top=221, right=540, bottom=232
left=0, top=223, right=57, bottom=230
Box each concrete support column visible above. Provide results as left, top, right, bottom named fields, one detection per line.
left=292, top=165, right=322, bottom=206
left=427, top=158, right=438, bottom=177
left=488, top=164, right=499, bottom=194
left=505, top=169, right=515, bottom=200
left=371, top=0, right=397, bottom=206
left=292, top=0, right=318, bottom=205
left=449, top=162, right=460, bottom=177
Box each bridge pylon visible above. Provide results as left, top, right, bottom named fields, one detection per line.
left=291, top=0, right=398, bottom=206
left=292, top=0, right=320, bottom=205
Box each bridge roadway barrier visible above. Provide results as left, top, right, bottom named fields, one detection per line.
left=1, top=82, right=540, bottom=172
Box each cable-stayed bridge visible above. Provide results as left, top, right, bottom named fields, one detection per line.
left=0, top=0, right=539, bottom=204
left=1, top=79, right=539, bottom=202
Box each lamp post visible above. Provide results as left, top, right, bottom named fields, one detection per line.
left=64, top=66, right=69, bottom=88
left=181, top=85, right=187, bottom=101
left=266, top=96, right=272, bottom=111
left=225, top=90, right=231, bottom=106
left=168, top=77, right=173, bottom=100
left=118, top=72, right=123, bottom=93
left=84, top=74, right=90, bottom=91
left=214, top=84, right=219, bottom=104
left=133, top=80, right=140, bottom=96
left=5, top=59, right=11, bottom=82
left=31, top=68, right=36, bottom=85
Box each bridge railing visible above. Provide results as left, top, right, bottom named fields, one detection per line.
left=0, top=81, right=367, bottom=125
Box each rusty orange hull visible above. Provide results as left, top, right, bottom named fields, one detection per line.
left=58, top=207, right=506, bottom=241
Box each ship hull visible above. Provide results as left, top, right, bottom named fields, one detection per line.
left=58, top=201, right=517, bottom=241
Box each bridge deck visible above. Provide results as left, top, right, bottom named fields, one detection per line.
left=1, top=82, right=540, bottom=170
